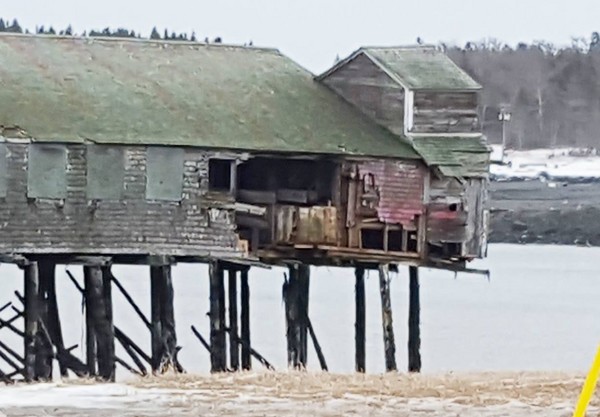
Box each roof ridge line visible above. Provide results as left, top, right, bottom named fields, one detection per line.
left=0, top=32, right=279, bottom=53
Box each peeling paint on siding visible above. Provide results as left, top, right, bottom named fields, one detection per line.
left=357, top=160, right=425, bottom=228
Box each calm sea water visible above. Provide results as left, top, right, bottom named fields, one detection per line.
left=1, top=243, right=599, bottom=377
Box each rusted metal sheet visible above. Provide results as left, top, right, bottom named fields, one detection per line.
left=356, top=160, right=425, bottom=228
left=275, top=205, right=337, bottom=245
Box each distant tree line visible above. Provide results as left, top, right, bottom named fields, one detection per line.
left=443, top=34, right=600, bottom=149
left=0, top=18, right=223, bottom=43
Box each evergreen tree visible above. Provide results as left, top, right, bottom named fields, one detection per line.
left=8, top=19, right=23, bottom=33
left=0, top=19, right=6, bottom=32
left=150, top=27, right=160, bottom=39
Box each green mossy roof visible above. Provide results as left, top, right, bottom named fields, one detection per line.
left=0, top=34, right=419, bottom=159
left=363, top=47, right=481, bottom=91
left=410, top=136, right=490, bottom=177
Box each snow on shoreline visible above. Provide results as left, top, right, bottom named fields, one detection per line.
left=490, top=145, right=600, bottom=181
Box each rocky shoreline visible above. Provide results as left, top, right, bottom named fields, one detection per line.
left=489, top=180, right=600, bottom=245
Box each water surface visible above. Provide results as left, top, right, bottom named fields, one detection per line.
left=0, top=244, right=598, bottom=376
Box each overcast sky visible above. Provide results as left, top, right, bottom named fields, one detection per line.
left=2, top=0, right=599, bottom=73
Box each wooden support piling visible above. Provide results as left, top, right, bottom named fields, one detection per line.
left=298, top=265, right=310, bottom=368
left=285, top=266, right=300, bottom=369
left=35, top=262, right=54, bottom=381
left=84, top=265, right=115, bottom=381
left=209, top=261, right=227, bottom=372
left=228, top=269, right=240, bottom=371
left=285, top=265, right=310, bottom=369
left=191, top=325, right=212, bottom=353
left=240, top=268, right=251, bottom=370
left=112, top=273, right=152, bottom=330
left=40, top=261, right=68, bottom=378
left=24, top=261, right=39, bottom=382
left=408, top=266, right=422, bottom=373
left=306, top=316, right=328, bottom=371
left=225, top=326, right=275, bottom=371
left=0, top=314, right=25, bottom=337
left=378, top=264, right=397, bottom=372
left=355, top=266, right=366, bottom=373
left=150, top=265, right=179, bottom=373
left=83, top=267, right=97, bottom=377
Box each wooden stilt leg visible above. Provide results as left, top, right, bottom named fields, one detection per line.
left=85, top=265, right=115, bottom=381
left=83, top=266, right=97, bottom=377
left=355, top=266, right=366, bottom=373
left=36, top=262, right=54, bottom=381
left=24, top=261, right=39, bottom=382
left=378, top=264, right=397, bottom=372
left=298, top=265, right=310, bottom=368
left=150, top=266, right=163, bottom=372
left=228, top=269, right=239, bottom=371
left=240, top=268, right=251, bottom=371
left=150, top=264, right=179, bottom=373
left=209, top=261, right=226, bottom=372
left=43, top=262, right=68, bottom=378
left=408, top=266, right=421, bottom=373
left=100, top=267, right=115, bottom=381
left=285, top=265, right=300, bottom=369
left=160, top=265, right=178, bottom=372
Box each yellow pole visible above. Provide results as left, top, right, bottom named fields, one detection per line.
left=573, top=345, right=600, bottom=417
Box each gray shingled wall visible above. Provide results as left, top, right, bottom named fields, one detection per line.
left=0, top=143, right=242, bottom=257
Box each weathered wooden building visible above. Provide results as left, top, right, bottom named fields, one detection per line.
left=319, top=47, right=489, bottom=261
left=0, top=35, right=489, bottom=381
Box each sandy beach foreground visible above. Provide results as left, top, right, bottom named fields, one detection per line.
left=0, top=371, right=593, bottom=416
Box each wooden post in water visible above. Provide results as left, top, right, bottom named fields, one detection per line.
left=408, top=266, right=421, bottom=373
left=355, top=266, right=366, bottom=373
left=83, top=266, right=97, bottom=376
left=228, top=269, right=239, bottom=371
left=240, top=268, right=251, bottom=370
left=41, top=261, right=68, bottom=378
left=150, top=265, right=162, bottom=372
left=150, top=264, right=178, bottom=373
left=84, top=265, right=115, bottom=381
left=285, top=265, right=300, bottom=369
left=378, top=264, right=397, bottom=372
left=36, top=261, right=59, bottom=380
left=209, top=261, right=227, bottom=372
left=24, top=261, right=39, bottom=382
left=298, top=265, right=310, bottom=368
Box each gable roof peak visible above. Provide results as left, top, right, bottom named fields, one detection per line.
left=318, top=45, right=481, bottom=91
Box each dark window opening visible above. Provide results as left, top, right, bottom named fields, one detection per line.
left=449, top=203, right=458, bottom=212
left=209, top=159, right=233, bottom=192
left=407, top=231, right=418, bottom=252
left=388, top=230, right=403, bottom=252
left=361, top=228, right=384, bottom=250
left=237, top=157, right=336, bottom=206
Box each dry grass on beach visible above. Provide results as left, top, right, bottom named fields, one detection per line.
left=133, top=370, right=589, bottom=407
left=2, top=371, right=595, bottom=416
